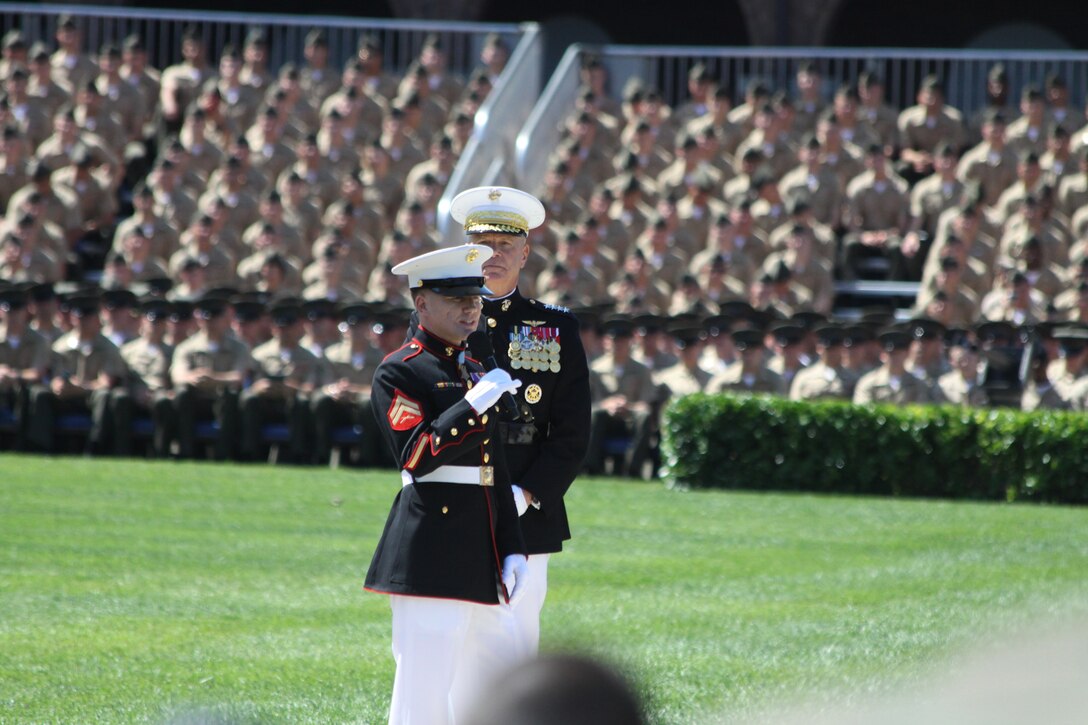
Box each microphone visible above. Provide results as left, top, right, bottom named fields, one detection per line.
left=467, top=330, right=530, bottom=423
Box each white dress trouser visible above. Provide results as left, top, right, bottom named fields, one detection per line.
left=388, top=594, right=521, bottom=725
left=509, top=553, right=550, bottom=656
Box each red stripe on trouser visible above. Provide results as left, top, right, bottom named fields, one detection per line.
left=482, top=483, right=508, bottom=603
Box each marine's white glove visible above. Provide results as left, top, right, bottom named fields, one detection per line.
left=501, top=554, right=528, bottom=604
left=511, top=484, right=530, bottom=516
left=465, top=368, right=522, bottom=414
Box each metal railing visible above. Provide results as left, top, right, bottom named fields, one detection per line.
left=436, top=23, right=542, bottom=246
left=516, top=44, right=1088, bottom=189
left=601, top=45, right=1088, bottom=113
left=514, top=43, right=585, bottom=197
left=0, top=3, right=525, bottom=80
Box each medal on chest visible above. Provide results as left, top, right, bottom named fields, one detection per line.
left=456, top=351, right=484, bottom=389
left=508, top=323, right=561, bottom=373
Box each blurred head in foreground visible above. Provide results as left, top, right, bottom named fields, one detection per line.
left=464, top=653, right=646, bottom=725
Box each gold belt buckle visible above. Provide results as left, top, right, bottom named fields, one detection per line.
left=480, top=466, right=494, bottom=486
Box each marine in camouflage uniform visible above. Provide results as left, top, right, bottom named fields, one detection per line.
left=171, top=296, right=252, bottom=460
left=28, top=294, right=128, bottom=453
left=0, top=286, right=52, bottom=449
left=240, top=302, right=330, bottom=462
left=852, top=330, right=935, bottom=405
left=113, top=298, right=176, bottom=456
left=309, top=302, right=385, bottom=466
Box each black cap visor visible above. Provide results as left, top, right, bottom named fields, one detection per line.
left=421, top=276, right=493, bottom=297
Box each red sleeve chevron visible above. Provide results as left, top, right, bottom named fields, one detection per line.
left=387, top=390, right=423, bottom=431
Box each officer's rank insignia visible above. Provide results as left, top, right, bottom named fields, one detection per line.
left=524, top=383, right=543, bottom=404
left=387, top=390, right=423, bottom=431
left=507, top=326, right=561, bottom=372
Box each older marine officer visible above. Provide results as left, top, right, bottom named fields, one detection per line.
left=451, top=185, right=592, bottom=657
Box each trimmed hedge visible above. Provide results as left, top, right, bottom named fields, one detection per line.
left=660, top=393, right=1088, bottom=504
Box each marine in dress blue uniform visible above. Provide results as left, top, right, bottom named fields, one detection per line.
left=364, top=243, right=528, bottom=725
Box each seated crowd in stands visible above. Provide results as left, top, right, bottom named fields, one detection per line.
left=528, top=57, right=1088, bottom=329
left=535, top=55, right=1088, bottom=476
left=2, top=17, right=1088, bottom=476
left=0, top=15, right=513, bottom=462
left=0, top=17, right=504, bottom=292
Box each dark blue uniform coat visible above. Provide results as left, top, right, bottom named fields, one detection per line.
left=365, top=326, right=526, bottom=605
left=482, top=290, right=591, bottom=554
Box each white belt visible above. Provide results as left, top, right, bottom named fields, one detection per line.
left=402, top=465, right=495, bottom=487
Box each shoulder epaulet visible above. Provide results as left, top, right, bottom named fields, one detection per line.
left=527, top=298, right=574, bottom=317
left=382, top=340, right=424, bottom=363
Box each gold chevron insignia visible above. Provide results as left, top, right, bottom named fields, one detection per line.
left=388, top=391, right=423, bottom=431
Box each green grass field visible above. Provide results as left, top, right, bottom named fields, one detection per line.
left=2, top=456, right=1088, bottom=724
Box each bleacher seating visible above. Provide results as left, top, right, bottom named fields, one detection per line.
left=2, top=8, right=1088, bottom=474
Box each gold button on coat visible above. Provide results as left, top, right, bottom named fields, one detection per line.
left=441, top=506, right=449, bottom=514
